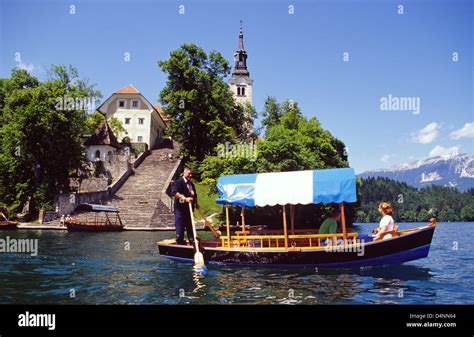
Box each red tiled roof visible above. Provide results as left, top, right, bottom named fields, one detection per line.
left=115, top=84, right=140, bottom=94
left=84, top=120, right=121, bottom=149
left=154, top=104, right=172, bottom=122
left=153, top=104, right=163, bottom=113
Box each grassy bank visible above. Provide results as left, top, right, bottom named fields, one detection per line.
left=195, top=183, right=222, bottom=224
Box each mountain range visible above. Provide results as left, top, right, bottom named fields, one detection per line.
left=358, top=153, right=474, bottom=192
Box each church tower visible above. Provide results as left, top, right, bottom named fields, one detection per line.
left=229, top=21, right=253, bottom=106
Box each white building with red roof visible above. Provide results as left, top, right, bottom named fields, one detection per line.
left=97, top=85, right=168, bottom=149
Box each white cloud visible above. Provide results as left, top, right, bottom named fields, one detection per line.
left=450, top=122, right=474, bottom=139
left=429, top=145, right=460, bottom=157
left=411, top=122, right=440, bottom=144
left=380, top=154, right=391, bottom=163
left=16, top=61, right=35, bottom=73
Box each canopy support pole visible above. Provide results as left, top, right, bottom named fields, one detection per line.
left=283, top=205, right=289, bottom=249
left=225, top=206, right=230, bottom=248
left=241, top=207, right=246, bottom=232
left=340, top=203, right=347, bottom=246
left=290, top=205, right=295, bottom=234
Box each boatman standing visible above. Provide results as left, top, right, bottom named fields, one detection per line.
left=172, top=167, right=199, bottom=245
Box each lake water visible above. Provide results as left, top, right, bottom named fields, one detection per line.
left=0, top=222, right=472, bottom=304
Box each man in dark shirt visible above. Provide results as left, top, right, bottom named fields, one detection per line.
left=171, top=168, right=198, bottom=245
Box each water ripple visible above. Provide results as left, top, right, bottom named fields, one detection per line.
left=0, top=223, right=473, bottom=304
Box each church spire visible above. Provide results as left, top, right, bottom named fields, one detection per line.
left=238, top=20, right=245, bottom=51
left=232, top=20, right=249, bottom=76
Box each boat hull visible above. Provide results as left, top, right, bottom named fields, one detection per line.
left=158, top=226, right=435, bottom=268
left=0, top=221, right=18, bottom=230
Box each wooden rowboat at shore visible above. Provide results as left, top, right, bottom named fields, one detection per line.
left=0, top=221, right=18, bottom=230
left=0, top=211, right=17, bottom=230
left=65, top=204, right=124, bottom=232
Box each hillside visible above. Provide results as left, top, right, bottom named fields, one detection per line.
left=356, top=176, right=474, bottom=222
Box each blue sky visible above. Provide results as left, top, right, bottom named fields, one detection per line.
left=1, top=0, right=472, bottom=173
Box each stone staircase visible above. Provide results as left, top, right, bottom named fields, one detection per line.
left=107, top=140, right=180, bottom=229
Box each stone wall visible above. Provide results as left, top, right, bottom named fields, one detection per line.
left=161, top=157, right=183, bottom=212
left=104, top=154, right=129, bottom=183
left=55, top=150, right=149, bottom=215
left=38, top=210, right=60, bottom=224
left=72, top=177, right=109, bottom=192
left=56, top=190, right=110, bottom=215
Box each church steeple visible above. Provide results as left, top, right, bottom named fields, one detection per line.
left=232, top=20, right=250, bottom=77
left=237, top=21, right=245, bottom=51
left=229, top=20, right=253, bottom=107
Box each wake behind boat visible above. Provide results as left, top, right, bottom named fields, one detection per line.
left=158, top=168, right=436, bottom=268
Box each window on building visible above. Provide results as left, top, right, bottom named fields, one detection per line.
left=241, top=87, right=245, bottom=96
left=132, top=100, right=139, bottom=108
left=125, top=118, right=131, bottom=125
left=237, top=87, right=241, bottom=96
left=106, top=151, right=114, bottom=161
left=137, top=136, right=143, bottom=142
left=118, top=100, right=125, bottom=108
left=138, top=118, right=144, bottom=125
left=95, top=150, right=101, bottom=160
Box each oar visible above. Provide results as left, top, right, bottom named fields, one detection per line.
left=189, top=202, right=205, bottom=267
left=195, top=207, right=221, bottom=239
left=0, top=211, right=8, bottom=221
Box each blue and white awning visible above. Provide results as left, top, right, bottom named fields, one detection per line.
left=216, top=168, right=357, bottom=207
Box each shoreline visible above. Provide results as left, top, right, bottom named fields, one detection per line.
left=8, top=221, right=473, bottom=232
left=14, top=223, right=204, bottom=231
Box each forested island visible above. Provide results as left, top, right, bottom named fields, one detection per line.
left=356, top=177, right=474, bottom=222
left=1, top=48, right=472, bottom=226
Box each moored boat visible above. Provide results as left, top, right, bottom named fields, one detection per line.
left=65, top=204, right=124, bottom=232
left=0, top=210, right=18, bottom=230
left=158, top=168, right=437, bottom=268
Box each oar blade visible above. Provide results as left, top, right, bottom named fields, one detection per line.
left=194, top=252, right=205, bottom=267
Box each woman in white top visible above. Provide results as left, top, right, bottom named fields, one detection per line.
left=373, top=202, right=395, bottom=240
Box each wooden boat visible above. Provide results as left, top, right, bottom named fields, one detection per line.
left=0, top=211, right=18, bottom=230
left=65, top=204, right=124, bottom=232
left=158, top=168, right=437, bottom=268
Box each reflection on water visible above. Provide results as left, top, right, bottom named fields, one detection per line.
left=192, top=266, right=207, bottom=293
left=0, top=222, right=472, bottom=304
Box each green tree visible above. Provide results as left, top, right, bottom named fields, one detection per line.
left=199, top=97, right=353, bottom=227
left=108, top=116, right=126, bottom=136
left=0, top=66, right=101, bottom=213
left=261, top=96, right=281, bottom=130
left=86, top=111, right=126, bottom=136
left=86, top=111, right=106, bottom=134
left=461, top=205, right=474, bottom=221
left=357, top=176, right=474, bottom=222
left=158, top=44, right=250, bottom=161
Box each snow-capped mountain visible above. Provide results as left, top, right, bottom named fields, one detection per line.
left=358, top=153, right=474, bottom=191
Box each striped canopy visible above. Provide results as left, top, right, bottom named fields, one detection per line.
left=216, top=168, right=357, bottom=207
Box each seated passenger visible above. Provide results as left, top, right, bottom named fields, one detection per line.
left=319, top=209, right=341, bottom=246
left=373, top=202, right=395, bottom=240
